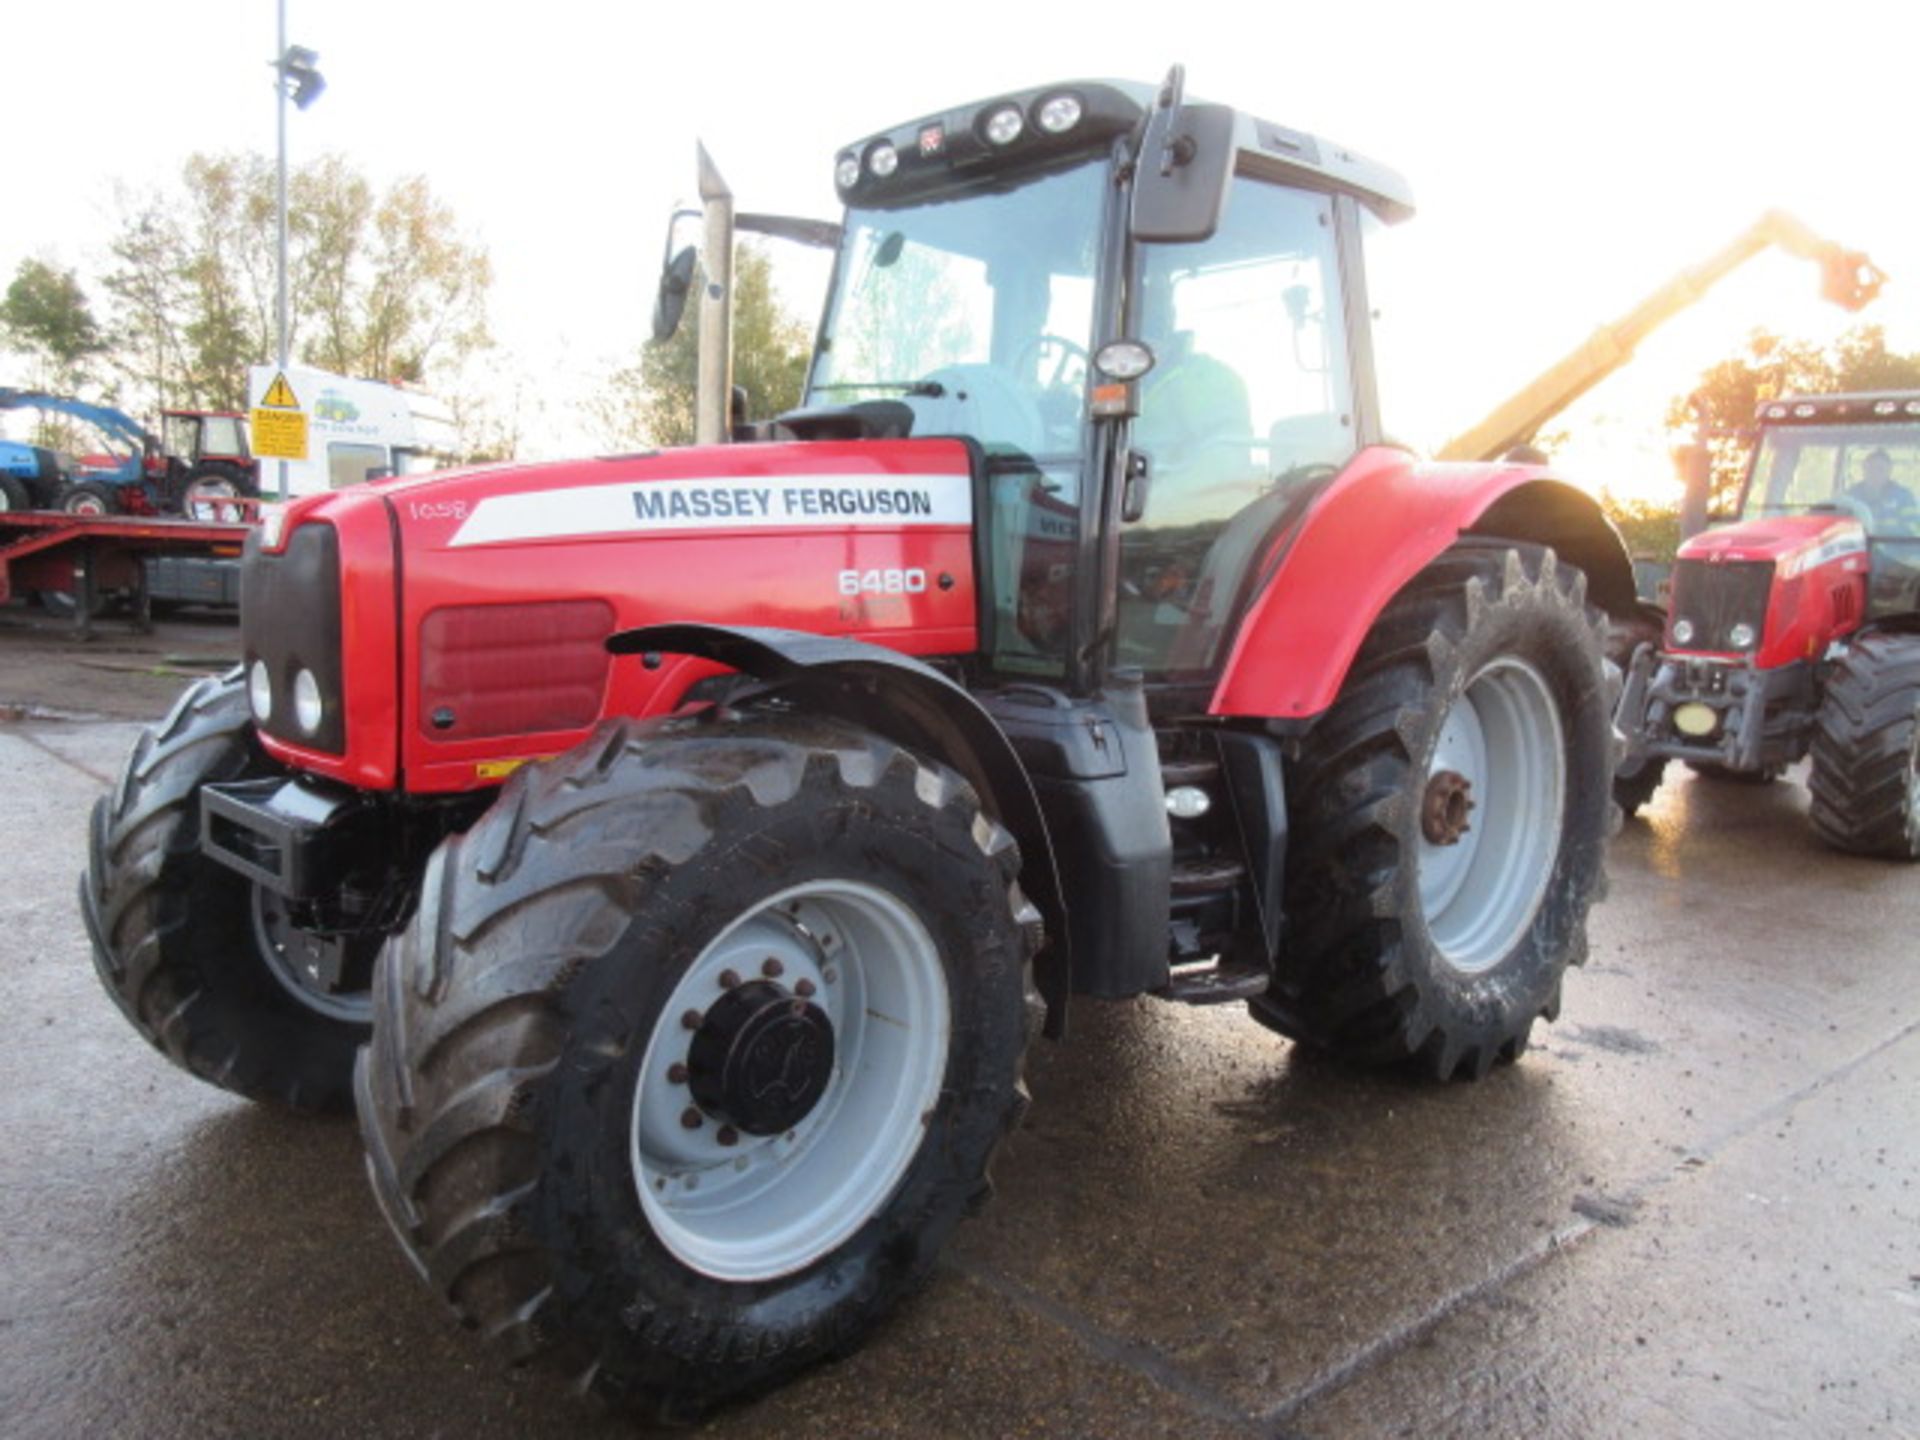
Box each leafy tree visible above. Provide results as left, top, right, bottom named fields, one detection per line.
left=1600, top=491, right=1683, bottom=562
left=590, top=243, right=811, bottom=449
left=103, top=152, right=492, bottom=413
left=1669, top=325, right=1920, bottom=510
left=0, top=259, right=109, bottom=392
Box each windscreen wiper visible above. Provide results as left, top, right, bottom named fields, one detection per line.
left=812, top=380, right=946, bottom=397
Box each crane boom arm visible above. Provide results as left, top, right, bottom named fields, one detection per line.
left=1435, top=210, right=1886, bottom=463
left=0, top=388, right=157, bottom=456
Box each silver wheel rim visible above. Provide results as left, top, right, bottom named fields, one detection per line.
left=1418, top=658, right=1566, bottom=974
left=632, top=880, right=950, bottom=1282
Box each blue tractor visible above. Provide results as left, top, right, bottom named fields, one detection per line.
left=0, top=389, right=259, bottom=515
left=0, top=433, right=70, bottom=511
left=0, top=388, right=160, bottom=514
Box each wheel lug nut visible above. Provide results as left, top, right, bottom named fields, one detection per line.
left=667, top=1062, right=689, bottom=1085
left=795, top=978, right=816, bottom=998
left=719, top=969, right=741, bottom=990
left=762, top=957, right=785, bottom=979
left=681, top=1009, right=702, bottom=1030
left=822, top=967, right=838, bottom=984
left=680, top=1107, right=703, bottom=1130
left=717, top=1125, right=739, bottom=1147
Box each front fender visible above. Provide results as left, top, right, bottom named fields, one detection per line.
left=607, top=623, right=1072, bottom=1034
left=1210, top=448, right=1635, bottom=720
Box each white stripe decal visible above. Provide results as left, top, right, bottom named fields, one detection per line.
left=1782, top=526, right=1868, bottom=578
left=448, top=472, right=973, bottom=548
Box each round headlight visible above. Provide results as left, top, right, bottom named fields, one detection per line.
left=867, top=142, right=899, bottom=178
left=1165, top=785, right=1211, bottom=819
left=1728, top=622, right=1757, bottom=649
left=1671, top=618, right=1696, bottom=646
left=294, top=669, right=324, bottom=735
left=835, top=155, right=861, bottom=189
left=1036, top=93, right=1083, bottom=134
left=983, top=105, right=1024, bottom=146
left=248, top=660, right=273, bottom=722
left=1094, top=340, right=1157, bottom=381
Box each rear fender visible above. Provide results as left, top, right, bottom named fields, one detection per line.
left=1210, top=449, right=1636, bottom=720
left=607, top=622, right=1072, bottom=1035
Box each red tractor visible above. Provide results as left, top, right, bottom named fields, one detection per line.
left=156, top=408, right=260, bottom=505
left=80, top=72, right=1635, bottom=1419
left=1615, top=391, right=1920, bottom=856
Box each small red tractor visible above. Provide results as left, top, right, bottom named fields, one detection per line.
left=81, top=72, right=1636, bottom=1418
left=1615, top=391, right=1920, bottom=856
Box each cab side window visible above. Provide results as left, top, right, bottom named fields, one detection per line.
left=1122, top=178, right=1354, bottom=675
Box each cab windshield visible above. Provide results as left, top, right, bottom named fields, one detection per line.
left=1746, top=423, right=1920, bottom=615
left=810, top=160, right=1108, bottom=676
left=809, top=160, right=1106, bottom=459
left=1745, top=424, right=1920, bottom=538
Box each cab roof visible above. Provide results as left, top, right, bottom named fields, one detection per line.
left=833, top=77, right=1415, bottom=223
left=1760, top=392, right=1920, bottom=425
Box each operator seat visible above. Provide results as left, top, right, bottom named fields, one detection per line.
left=1162, top=412, right=1355, bottom=671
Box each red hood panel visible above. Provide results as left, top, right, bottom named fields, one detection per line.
left=1679, top=514, right=1865, bottom=568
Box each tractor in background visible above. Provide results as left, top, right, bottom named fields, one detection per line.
left=1614, top=391, right=1920, bottom=856
left=81, top=71, right=1637, bottom=1420
left=0, top=389, right=256, bottom=516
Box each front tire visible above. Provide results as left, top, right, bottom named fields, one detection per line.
left=1252, top=543, right=1613, bottom=1079
left=1807, top=632, right=1920, bottom=859
left=356, top=713, right=1035, bottom=1423
left=80, top=671, right=371, bottom=1109
left=60, top=480, right=119, bottom=516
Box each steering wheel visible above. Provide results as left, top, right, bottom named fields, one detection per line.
left=1823, top=493, right=1877, bottom=530
left=1014, top=334, right=1090, bottom=394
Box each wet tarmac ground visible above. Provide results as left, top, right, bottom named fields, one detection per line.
left=3, top=610, right=1917, bottom=1437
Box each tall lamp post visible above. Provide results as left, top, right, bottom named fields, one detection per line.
left=271, top=4, right=324, bottom=500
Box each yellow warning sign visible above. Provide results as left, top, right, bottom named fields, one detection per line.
left=260, top=371, right=301, bottom=409
left=251, top=408, right=309, bottom=461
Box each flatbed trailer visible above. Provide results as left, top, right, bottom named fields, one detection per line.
left=0, top=504, right=257, bottom=639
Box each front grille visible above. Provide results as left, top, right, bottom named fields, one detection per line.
left=240, top=522, right=345, bottom=753
left=1669, top=559, right=1772, bottom=652
left=418, top=600, right=615, bottom=740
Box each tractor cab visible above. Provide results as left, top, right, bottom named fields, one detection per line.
left=157, top=409, right=260, bottom=502
left=693, top=74, right=1414, bottom=702
left=1734, top=393, right=1920, bottom=617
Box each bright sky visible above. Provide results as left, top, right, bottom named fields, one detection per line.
left=8, top=0, right=1919, bottom=504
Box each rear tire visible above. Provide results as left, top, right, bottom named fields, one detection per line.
left=1807, top=632, right=1920, bottom=859
left=180, top=465, right=254, bottom=515
left=356, top=713, right=1035, bottom=1423
left=1252, top=543, right=1613, bottom=1079
left=0, top=474, right=30, bottom=512
left=80, top=671, right=371, bottom=1110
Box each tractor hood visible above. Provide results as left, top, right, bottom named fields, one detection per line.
left=245, top=439, right=982, bottom=793
left=1679, top=513, right=1867, bottom=575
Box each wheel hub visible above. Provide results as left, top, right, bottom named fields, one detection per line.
left=687, top=981, right=836, bottom=1136
left=1421, top=769, right=1476, bottom=846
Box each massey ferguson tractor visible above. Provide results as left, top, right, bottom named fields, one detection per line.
left=1614, top=391, right=1920, bottom=857
left=80, top=72, right=1637, bottom=1419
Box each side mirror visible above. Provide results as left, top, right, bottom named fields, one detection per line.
left=652, top=246, right=699, bottom=344
left=1129, top=66, right=1235, bottom=243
